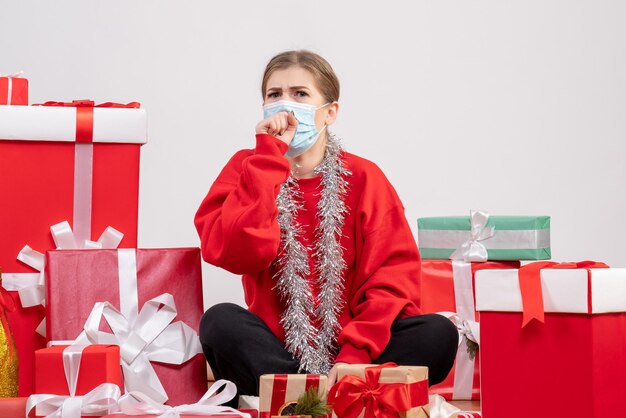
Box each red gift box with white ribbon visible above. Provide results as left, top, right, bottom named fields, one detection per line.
left=420, top=259, right=518, bottom=400
left=475, top=262, right=626, bottom=418
left=45, top=247, right=207, bottom=407
left=0, top=73, right=28, bottom=105
left=0, top=100, right=146, bottom=396
left=28, top=344, right=122, bottom=418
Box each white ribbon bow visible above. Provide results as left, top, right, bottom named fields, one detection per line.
left=0, top=70, right=24, bottom=78
left=27, top=384, right=121, bottom=418
left=117, top=380, right=251, bottom=418
left=441, top=313, right=480, bottom=346
left=450, top=210, right=495, bottom=262
left=73, top=293, right=202, bottom=404
left=1, top=221, right=123, bottom=336
left=26, top=345, right=122, bottom=418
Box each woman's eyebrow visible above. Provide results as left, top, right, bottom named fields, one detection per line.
left=288, top=86, right=310, bottom=91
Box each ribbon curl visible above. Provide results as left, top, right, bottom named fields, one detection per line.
left=73, top=293, right=202, bottom=404
left=328, top=363, right=429, bottom=418
left=117, top=380, right=251, bottom=418
left=450, top=210, right=495, bottom=262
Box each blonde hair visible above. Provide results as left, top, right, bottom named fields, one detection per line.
left=261, top=50, right=340, bottom=103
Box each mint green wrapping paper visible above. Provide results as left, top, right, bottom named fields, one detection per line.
left=417, top=216, right=551, bottom=261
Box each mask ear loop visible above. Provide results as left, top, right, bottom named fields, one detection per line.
left=316, top=102, right=334, bottom=136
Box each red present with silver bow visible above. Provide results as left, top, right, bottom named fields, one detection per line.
left=45, top=247, right=207, bottom=406
left=0, top=100, right=146, bottom=396
left=475, top=261, right=626, bottom=418
left=420, top=259, right=519, bottom=400
left=0, top=72, right=28, bottom=105
left=28, top=344, right=122, bottom=418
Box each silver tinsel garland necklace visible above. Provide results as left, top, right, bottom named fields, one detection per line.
left=274, top=133, right=351, bottom=374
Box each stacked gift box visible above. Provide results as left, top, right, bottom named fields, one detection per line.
left=418, top=211, right=626, bottom=418
left=417, top=211, right=551, bottom=402
left=0, top=75, right=233, bottom=417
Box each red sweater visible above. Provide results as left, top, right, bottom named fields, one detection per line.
left=195, top=134, right=422, bottom=364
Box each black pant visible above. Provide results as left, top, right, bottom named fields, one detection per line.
left=200, top=303, right=458, bottom=399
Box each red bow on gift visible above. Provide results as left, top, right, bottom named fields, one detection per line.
left=328, top=363, right=429, bottom=418
left=519, top=260, right=610, bottom=327
left=0, top=283, right=17, bottom=361
left=35, top=100, right=141, bottom=108
left=32, top=100, right=141, bottom=143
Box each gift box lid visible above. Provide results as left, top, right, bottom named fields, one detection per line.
left=475, top=267, right=626, bottom=314
left=0, top=104, right=147, bottom=144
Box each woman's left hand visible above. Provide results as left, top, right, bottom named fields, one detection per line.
left=327, top=362, right=347, bottom=390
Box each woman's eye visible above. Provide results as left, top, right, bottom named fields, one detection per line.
left=295, top=90, right=309, bottom=97
left=267, top=92, right=280, bottom=99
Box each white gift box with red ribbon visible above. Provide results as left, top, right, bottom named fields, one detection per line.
left=474, top=265, right=626, bottom=418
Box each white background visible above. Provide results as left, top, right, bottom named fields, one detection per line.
left=2, top=1, right=625, bottom=310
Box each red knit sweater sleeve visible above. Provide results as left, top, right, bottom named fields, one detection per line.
left=335, top=162, right=422, bottom=364
left=194, top=134, right=290, bottom=274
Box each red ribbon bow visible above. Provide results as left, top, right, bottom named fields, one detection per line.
left=0, top=284, right=17, bottom=361
left=35, top=100, right=141, bottom=108
left=33, top=100, right=141, bottom=143
left=328, top=363, right=429, bottom=418
left=519, top=260, right=610, bottom=327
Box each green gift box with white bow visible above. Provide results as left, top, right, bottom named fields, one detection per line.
left=417, top=211, right=551, bottom=261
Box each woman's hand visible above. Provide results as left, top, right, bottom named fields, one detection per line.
left=327, top=362, right=347, bottom=390
left=255, top=111, right=298, bottom=145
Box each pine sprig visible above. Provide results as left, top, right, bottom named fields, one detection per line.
left=466, top=338, right=479, bottom=361
left=292, top=387, right=330, bottom=417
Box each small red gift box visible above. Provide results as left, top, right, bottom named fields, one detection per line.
left=475, top=263, right=626, bottom=418
left=35, top=345, right=122, bottom=394
left=0, top=74, right=28, bottom=105
left=31, top=344, right=122, bottom=418
left=45, top=247, right=206, bottom=406
left=0, top=101, right=146, bottom=396
left=421, top=259, right=519, bottom=400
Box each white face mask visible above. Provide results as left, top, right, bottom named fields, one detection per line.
left=263, top=100, right=329, bottom=157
